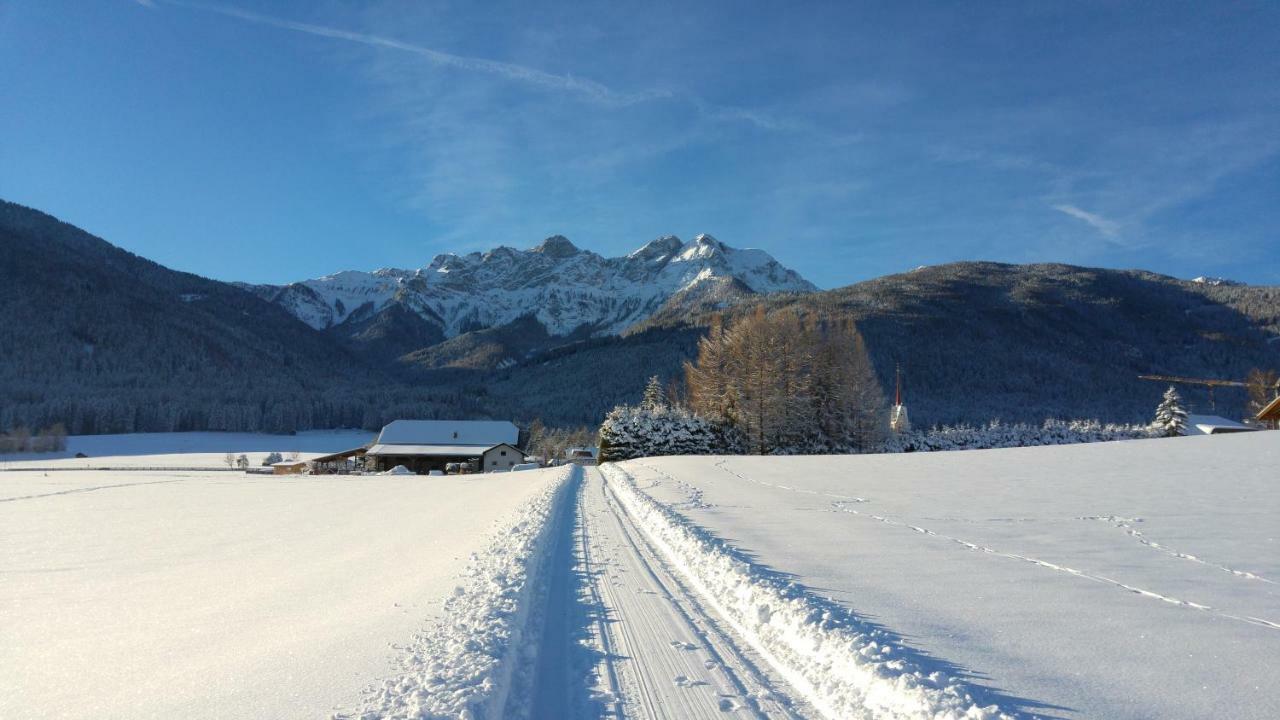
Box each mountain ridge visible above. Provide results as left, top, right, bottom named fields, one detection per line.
left=3, top=198, right=1278, bottom=434
left=244, top=233, right=817, bottom=342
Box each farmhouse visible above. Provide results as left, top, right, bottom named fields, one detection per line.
left=481, top=443, right=523, bottom=472
left=364, top=419, right=522, bottom=474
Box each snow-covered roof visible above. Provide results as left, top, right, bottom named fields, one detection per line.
left=1184, top=414, right=1258, bottom=436
left=271, top=459, right=307, bottom=467
left=375, top=420, right=519, bottom=447
left=366, top=444, right=493, bottom=457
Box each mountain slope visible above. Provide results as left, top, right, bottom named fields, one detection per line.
left=486, top=262, right=1280, bottom=428
left=3, top=199, right=1277, bottom=434
left=756, top=262, right=1280, bottom=423
left=254, top=234, right=815, bottom=351
left=0, top=201, right=470, bottom=434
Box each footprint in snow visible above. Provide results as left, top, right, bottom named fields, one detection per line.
left=673, top=675, right=707, bottom=688
left=670, top=640, right=698, bottom=650
left=717, top=697, right=740, bottom=712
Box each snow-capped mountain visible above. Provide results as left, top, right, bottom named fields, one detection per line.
left=257, top=234, right=816, bottom=338
left=1191, top=275, right=1243, bottom=287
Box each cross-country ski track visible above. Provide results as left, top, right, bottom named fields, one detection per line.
left=559, top=467, right=810, bottom=719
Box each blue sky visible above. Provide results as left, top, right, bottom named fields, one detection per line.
left=2, top=1, right=1277, bottom=288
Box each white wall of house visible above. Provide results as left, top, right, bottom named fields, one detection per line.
left=482, top=444, right=522, bottom=472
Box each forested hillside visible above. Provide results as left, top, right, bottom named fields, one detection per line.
left=760, top=263, right=1280, bottom=423
left=3, top=199, right=1277, bottom=435
left=0, top=201, right=474, bottom=434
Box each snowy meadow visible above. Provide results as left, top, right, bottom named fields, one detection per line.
left=3, top=432, right=1276, bottom=720
left=1, top=460, right=569, bottom=720
left=620, top=432, right=1280, bottom=720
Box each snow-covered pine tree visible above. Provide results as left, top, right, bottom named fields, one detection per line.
left=597, top=406, right=639, bottom=462
left=597, top=401, right=743, bottom=461
left=642, top=375, right=666, bottom=410
left=1153, top=385, right=1189, bottom=437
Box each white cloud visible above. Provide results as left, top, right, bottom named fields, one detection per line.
left=157, top=0, right=659, bottom=105
left=1052, top=203, right=1120, bottom=237
left=152, top=0, right=788, bottom=132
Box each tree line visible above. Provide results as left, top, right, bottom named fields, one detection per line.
left=0, top=424, right=68, bottom=454
left=600, top=307, right=889, bottom=459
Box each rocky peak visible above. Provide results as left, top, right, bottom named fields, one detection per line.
left=531, top=235, right=581, bottom=258
left=269, top=233, right=815, bottom=335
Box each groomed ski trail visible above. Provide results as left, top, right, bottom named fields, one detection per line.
left=574, top=467, right=809, bottom=719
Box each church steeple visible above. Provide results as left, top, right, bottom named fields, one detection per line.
left=890, top=363, right=911, bottom=434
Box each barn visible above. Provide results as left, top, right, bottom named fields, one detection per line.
left=364, top=420, right=522, bottom=474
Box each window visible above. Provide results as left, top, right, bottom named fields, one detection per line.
left=500, top=450, right=507, bottom=456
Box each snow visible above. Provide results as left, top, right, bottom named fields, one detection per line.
left=341, top=467, right=574, bottom=719
left=616, top=432, right=1280, bottom=719
left=602, top=464, right=1009, bottom=719
left=0, top=430, right=373, bottom=466
left=1184, top=414, right=1257, bottom=435
left=274, top=235, right=815, bottom=336
left=10, top=431, right=1272, bottom=718
left=374, top=419, right=519, bottom=446
left=1, top=462, right=566, bottom=720
left=567, top=468, right=810, bottom=719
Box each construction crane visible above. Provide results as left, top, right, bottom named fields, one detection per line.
left=1137, top=374, right=1277, bottom=412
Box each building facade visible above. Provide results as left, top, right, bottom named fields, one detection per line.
left=364, top=419, right=521, bottom=474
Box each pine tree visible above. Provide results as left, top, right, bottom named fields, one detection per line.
left=642, top=375, right=666, bottom=410
left=597, top=402, right=743, bottom=462
left=1153, top=386, right=1189, bottom=437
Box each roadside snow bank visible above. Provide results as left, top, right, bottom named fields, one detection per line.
left=603, top=464, right=1012, bottom=720
left=340, top=467, right=575, bottom=720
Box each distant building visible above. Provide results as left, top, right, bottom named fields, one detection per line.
left=1184, top=415, right=1259, bottom=436
left=1256, top=396, right=1280, bottom=430
left=565, top=447, right=598, bottom=466
left=364, top=420, right=521, bottom=474
left=889, top=364, right=910, bottom=434
left=271, top=459, right=308, bottom=475
left=309, top=445, right=370, bottom=475
left=481, top=443, right=523, bottom=472
left=890, top=405, right=910, bottom=434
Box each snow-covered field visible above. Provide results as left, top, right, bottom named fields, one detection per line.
left=615, top=432, right=1279, bottom=720
left=1, top=463, right=569, bottom=720
left=5, top=433, right=1276, bottom=719
left=0, top=430, right=374, bottom=469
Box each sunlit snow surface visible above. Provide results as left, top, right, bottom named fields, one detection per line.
left=0, top=463, right=565, bottom=720
left=620, top=433, right=1279, bottom=720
